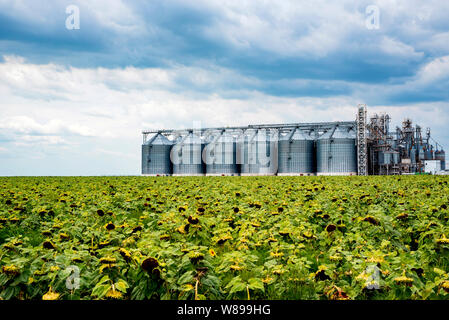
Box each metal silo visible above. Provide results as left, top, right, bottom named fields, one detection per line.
left=204, top=131, right=239, bottom=176
left=172, top=132, right=205, bottom=176
left=435, top=150, right=446, bottom=171
left=142, top=133, right=173, bottom=176
left=278, top=128, right=315, bottom=175
left=239, top=129, right=278, bottom=175
left=316, top=126, right=357, bottom=175
left=424, top=147, right=434, bottom=160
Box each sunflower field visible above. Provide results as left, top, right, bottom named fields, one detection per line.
left=1, top=176, right=449, bottom=300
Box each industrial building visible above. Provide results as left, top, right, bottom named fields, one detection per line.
left=141, top=105, right=445, bottom=176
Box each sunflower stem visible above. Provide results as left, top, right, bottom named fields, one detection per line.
left=195, top=279, right=199, bottom=300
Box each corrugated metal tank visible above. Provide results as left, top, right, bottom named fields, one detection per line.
left=316, top=126, right=357, bottom=175
left=239, top=129, right=278, bottom=175
left=204, top=131, right=238, bottom=176
left=435, top=150, right=446, bottom=171
left=418, top=146, right=425, bottom=161
left=141, top=133, right=173, bottom=176
left=172, top=132, right=205, bottom=176
left=278, top=128, right=315, bottom=175
left=425, top=147, right=434, bottom=160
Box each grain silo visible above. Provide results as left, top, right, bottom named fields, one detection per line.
left=316, top=125, right=357, bottom=175
left=141, top=105, right=445, bottom=176
left=435, top=149, right=446, bottom=170
left=172, top=132, right=205, bottom=176
left=277, top=128, right=315, bottom=175
left=204, top=131, right=239, bottom=176
left=141, top=133, right=173, bottom=176
left=239, top=129, right=278, bottom=176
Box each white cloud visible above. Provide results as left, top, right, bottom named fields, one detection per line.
left=0, top=55, right=447, bottom=175
left=0, top=116, right=95, bottom=137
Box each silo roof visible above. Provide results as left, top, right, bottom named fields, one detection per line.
left=319, top=126, right=355, bottom=139
left=181, top=132, right=203, bottom=144
left=280, top=128, right=313, bottom=141
left=144, top=133, right=173, bottom=145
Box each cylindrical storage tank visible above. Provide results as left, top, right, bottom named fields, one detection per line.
left=435, top=150, right=446, bottom=171
left=142, top=133, right=173, bottom=176
left=418, top=147, right=425, bottom=161
left=239, top=129, right=278, bottom=176
left=424, top=147, right=433, bottom=160
left=204, top=131, right=239, bottom=176
left=316, top=126, right=357, bottom=176
left=172, top=132, right=205, bottom=176
left=278, top=128, right=315, bottom=175
left=392, top=152, right=400, bottom=164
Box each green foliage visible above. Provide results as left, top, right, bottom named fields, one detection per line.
left=0, top=175, right=449, bottom=300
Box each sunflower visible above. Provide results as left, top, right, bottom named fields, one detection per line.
left=2, top=265, right=20, bottom=276
left=396, top=213, right=408, bottom=220
left=262, top=276, right=274, bottom=284
left=119, top=248, right=132, bottom=261
left=441, top=280, right=449, bottom=293
left=72, top=257, right=83, bottom=263
left=43, top=241, right=56, bottom=250
left=59, top=233, right=70, bottom=240
left=394, top=271, right=413, bottom=286
left=98, top=240, right=111, bottom=248
left=436, top=235, right=449, bottom=245
left=272, top=268, right=285, bottom=275
left=177, top=225, right=188, bottom=234
left=106, top=289, right=123, bottom=299
left=132, top=225, right=142, bottom=233
left=362, top=216, right=379, bottom=225
left=302, top=231, right=314, bottom=239
left=100, top=264, right=117, bottom=273
left=96, top=209, right=105, bottom=216
left=188, top=216, right=199, bottom=224
left=104, top=222, right=115, bottom=231
left=42, top=289, right=60, bottom=300
left=100, top=256, right=117, bottom=264
left=216, top=235, right=232, bottom=244
left=230, top=264, right=243, bottom=271
left=42, top=230, right=52, bottom=236
left=160, top=234, right=170, bottom=240
left=141, top=257, right=159, bottom=273
left=50, top=266, right=60, bottom=272
left=330, top=255, right=342, bottom=262
left=325, top=224, right=337, bottom=232
left=209, top=249, right=216, bottom=257
left=315, top=266, right=331, bottom=281
left=270, top=250, right=283, bottom=258
left=188, top=251, right=204, bottom=263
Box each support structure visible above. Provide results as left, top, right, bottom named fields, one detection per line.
left=356, top=104, right=368, bottom=176
left=142, top=121, right=356, bottom=144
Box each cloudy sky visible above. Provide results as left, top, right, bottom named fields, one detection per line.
left=0, top=0, right=448, bottom=175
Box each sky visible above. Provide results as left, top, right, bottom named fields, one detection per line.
left=0, top=0, right=448, bottom=176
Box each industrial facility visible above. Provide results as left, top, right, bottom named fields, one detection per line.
left=142, top=105, right=446, bottom=176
